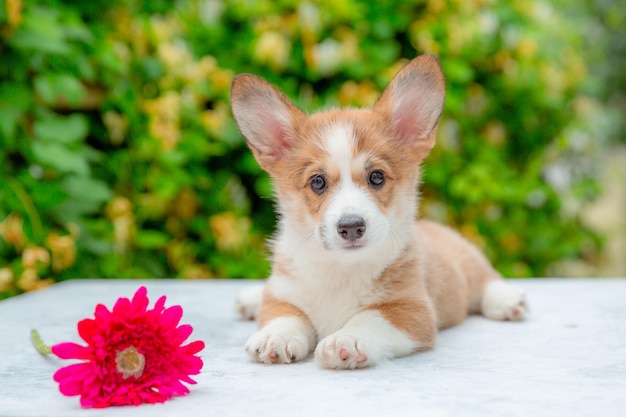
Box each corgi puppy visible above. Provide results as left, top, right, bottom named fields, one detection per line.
left=230, top=54, right=527, bottom=370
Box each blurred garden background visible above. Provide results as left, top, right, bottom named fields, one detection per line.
left=1, top=0, right=624, bottom=299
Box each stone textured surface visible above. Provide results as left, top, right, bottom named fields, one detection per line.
left=0, top=278, right=624, bottom=416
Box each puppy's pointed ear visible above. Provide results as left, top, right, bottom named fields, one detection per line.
left=230, top=75, right=304, bottom=170
left=374, top=55, right=445, bottom=157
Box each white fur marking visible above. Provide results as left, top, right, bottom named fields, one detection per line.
left=317, top=123, right=392, bottom=253
left=236, top=284, right=264, bottom=320
left=481, top=280, right=528, bottom=321
left=315, top=310, right=417, bottom=369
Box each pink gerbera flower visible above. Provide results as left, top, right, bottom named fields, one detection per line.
left=50, top=286, right=205, bottom=408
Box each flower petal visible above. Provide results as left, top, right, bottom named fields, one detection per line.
left=179, top=355, right=204, bottom=374
left=94, top=303, right=111, bottom=321
left=179, top=374, right=197, bottom=384
left=181, top=340, right=205, bottom=355
left=153, top=295, right=166, bottom=313
left=161, top=305, right=183, bottom=328
left=113, top=296, right=131, bottom=315
left=169, top=380, right=190, bottom=396
left=174, top=324, right=193, bottom=343
left=54, top=363, right=93, bottom=396
left=77, top=319, right=96, bottom=343
left=53, top=362, right=92, bottom=383
left=51, top=342, right=91, bottom=360
left=130, top=286, right=149, bottom=315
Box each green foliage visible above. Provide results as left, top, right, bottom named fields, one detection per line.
left=0, top=0, right=617, bottom=297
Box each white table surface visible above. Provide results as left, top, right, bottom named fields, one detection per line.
left=0, top=278, right=624, bottom=417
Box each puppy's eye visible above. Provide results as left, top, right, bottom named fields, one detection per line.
left=310, top=175, right=327, bottom=194
left=368, top=170, right=385, bottom=188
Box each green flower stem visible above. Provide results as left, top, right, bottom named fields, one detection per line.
left=31, top=329, right=52, bottom=356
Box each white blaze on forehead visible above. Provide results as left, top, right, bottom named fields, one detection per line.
left=318, top=120, right=388, bottom=253
left=323, top=122, right=356, bottom=180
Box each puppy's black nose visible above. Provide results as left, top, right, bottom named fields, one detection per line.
left=337, top=216, right=366, bottom=241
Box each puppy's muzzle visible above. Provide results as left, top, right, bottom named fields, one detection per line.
left=337, top=216, right=366, bottom=241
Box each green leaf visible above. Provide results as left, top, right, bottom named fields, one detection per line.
left=61, top=175, right=112, bottom=203
left=136, top=230, right=170, bottom=249
left=33, top=114, right=88, bottom=144
left=0, top=106, right=21, bottom=146
left=33, top=74, right=85, bottom=107
left=31, top=141, right=90, bottom=175
left=9, top=8, right=70, bottom=54
left=0, top=83, right=31, bottom=109
left=54, top=199, right=101, bottom=218
left=29, top=182, right=67, bottom=210
left=442, top=59, right=474, bottom=84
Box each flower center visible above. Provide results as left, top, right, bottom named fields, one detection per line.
left=115, top=346, right=145, bottom=379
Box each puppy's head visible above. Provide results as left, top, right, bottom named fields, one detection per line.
left=230, top=55, right=445, bottom=255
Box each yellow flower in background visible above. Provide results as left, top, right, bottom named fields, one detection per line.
left=106, top=197, right=135, bottom=255
left=466, top=84, right=488, bottom=116
left=483, top=121, right=507, bottom=147
left=22, top=246, right=50, bottom=269
left=309, top=28, right=359, bottom=76
left=446, top=15, right=477, bottom=55
left=0, top=268, right=13, bottom=292
left=539, top=63, right=566, bottom=98
left=151, top=15, right=181, bottom=44
left=411, top=29, right=440, bottom=55
left=254, top=31, right=292, bottom=71
left=338, top=80, right=379, bottom=108
left=209, top=212, right=250, bottom=251
left=158, top=42, right=192, bottom=72
left=0, top=213, right=25, bottom=250
left=106, top=196, right=133, bottom=219
left=492, top=50, right=515, bottom=73
left=209, top=67, right=233, bottom=93
left=562, top=51, right=586, bottom=87
left=46, top=232, right=77, bottom=273
left=500, top=232, right=523, bottom=253
left=201, top=103, right=229, bottom=136
left=143, top=92, right=181, bottom=150
left=17, top=268, right=52, bottom=292
left=183, top=55, right=217, bottom=85
left=102, top=111, right=130, bottom=146
left=171, top=188, right=199, bottom=221
left=572, top=96, right=596, bottom=118
left=180, top=265, right=213, bottom=279
left=516, top=37, right=538, bottom=59
left=298, top=1, right=321, bottom=44
left=197, top=55, right=217, bottom=74
left=6, top=0, right=22, bottom=27
left=427, top=0, right=446, bottom=14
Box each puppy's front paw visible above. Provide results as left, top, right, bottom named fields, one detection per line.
left=245, top=317, right=312, bottom=364
left=315, top=334, right=369, bottom=370
left=482, top=280, right=528, bottom=321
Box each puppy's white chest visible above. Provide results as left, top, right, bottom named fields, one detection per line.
left=269, top=262, right=381, bottom=340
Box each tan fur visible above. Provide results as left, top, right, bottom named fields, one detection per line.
left=258, top=290, right=312, bottom=329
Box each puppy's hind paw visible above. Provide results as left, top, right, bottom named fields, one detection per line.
left=481, top=280, right=528, bottom=321
left=236, top=284, right=264, bottom=321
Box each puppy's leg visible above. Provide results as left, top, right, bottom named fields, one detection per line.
left=315, top=300, right=436, bottom=370
left=480, top=279, right=528, bottom=321
left=245, top=290, right=316, bottom=364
